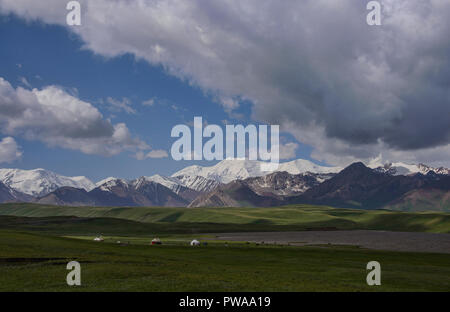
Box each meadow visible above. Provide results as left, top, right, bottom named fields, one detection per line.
left=1, top=203, right=450, bottom=233
left=1, top=230, right=450, bottom=292
left=0, top=203, right=449, bottom=292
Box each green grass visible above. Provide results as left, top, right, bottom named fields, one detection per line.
left=1, top=204, right=449, bottom=291
left=0, top=230, right=449, bottom=292
left=1, top=203, right=450, bottom=233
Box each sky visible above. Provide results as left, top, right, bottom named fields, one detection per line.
left=0, top=0, right=449, bottom=182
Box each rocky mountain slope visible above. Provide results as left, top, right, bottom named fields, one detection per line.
left=189, top=171, right=333, bottom=207
left=189, top=180, right=283, bottom=208
left=1, top=158, right=449, bottom=210
left=245, top=171, right=334, bottom=196
left=0, top=181, right=33, bottom=203
left=372, top=162, right=450, bottom=176
left=191, top=163, right=450, bottom=211
left=37, top=187, right=97, bottom=206
left=37, top=178, right=188, bottom=207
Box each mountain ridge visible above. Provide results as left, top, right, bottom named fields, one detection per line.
left=0, top=168, right=95, bottom=197
left=37, top=178, right=189, bottom=207
left=1, top=158, right=449, bottom=211
left=190, top=163, right=450, bottom=211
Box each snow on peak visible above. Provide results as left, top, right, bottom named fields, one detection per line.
left=0, top=168, right=95, bottom=197
left=365, top=154, right=450, bottom=175
left=95, top=177, right=120, bottom=187
left=141, top=174, right=219, bottom=193
left=278, top=159, right=342, bottom=175
left=371, top=162, right=450, bottom=176
left=174, top=175, right=220, bottom=193
left=171, top=158, right=342, bottom=184
left=141, top=175, right=185, bottom=193
left=95, top=177, right=130, bottom=192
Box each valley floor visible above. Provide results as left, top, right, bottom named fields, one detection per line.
left=212, top=230, right=450, bottom=253
left=1, top=230, right=450, bottom=292
left=0, top=204, right=449, bottom=291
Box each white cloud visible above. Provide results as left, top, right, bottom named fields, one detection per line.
left=19, top=76, right=31, bottom=88
left=2, top=0, right=449, bottom=165
left=106, top=97, right=136, bottom=114
left=0, top=137, right=22, bottom=163
left=135, top=149, right=169, bottom=160
left=0, top=77, right=149, bottom=157
left=142, top=98, right=155, bottom=106
left=279, top=142, right=298, bottom=160
left=218, top=96, right=240, bottom=113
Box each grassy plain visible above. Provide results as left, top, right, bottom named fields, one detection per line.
left=1, top=203, right=449, bottom=291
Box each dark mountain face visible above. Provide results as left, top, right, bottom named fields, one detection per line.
left=6, top=162, right=450, bottom=211
left=38, top=179, right=188, bottom=207
left=131, top=179, right=189, bottom=206
left=0, top=181, right=33, bottom=203
left=37, top=187, right=97, bottom=206
left=189, top=170, right=335, bottom=207
left=384, top=175, right=450, bottom=212
left=189, top=180, right=283, bottom=208
left=385, top=188, right=450, bottom=212
left=290, top=162, right=448, bottom=209
left=190, top=162, right=450, bottom=210
left=0, top=182, right=16, bottom=203
left=245, top=171, right=334, bottom=196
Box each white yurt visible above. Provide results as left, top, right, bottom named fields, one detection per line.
left=190, top=239, right=200, bottom=246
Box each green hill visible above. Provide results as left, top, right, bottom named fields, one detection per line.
left=1, top=203, right=449, bottom=233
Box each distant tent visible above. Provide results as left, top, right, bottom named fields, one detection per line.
left=94, top=236, right=104, bottom=242
left=190, top=239, right=200, bottom=246
left=151, top=238, right=162, bottom=245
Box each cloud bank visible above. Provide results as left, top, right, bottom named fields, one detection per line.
left=135, top=149, right=169, bottom=160
left=1, top=0, right=449, bottom=165
left=0, top=77, right=148, bottom=156
left=0, top=137, right=22, bottom=163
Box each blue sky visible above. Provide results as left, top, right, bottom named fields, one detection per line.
left=1, top=1, right=449, bottom=179
left=0, top=15, right=310, bottom=181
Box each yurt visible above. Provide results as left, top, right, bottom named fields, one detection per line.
left=190, top=239, right=200, bottom=246
left=151, top=238, right=162, bottom=245
left=93, top=236, right=104, bottom=242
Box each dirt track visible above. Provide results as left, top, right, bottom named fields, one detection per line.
left=213, top=230, right=450, bottom=254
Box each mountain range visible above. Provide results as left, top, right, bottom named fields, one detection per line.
left=172, top=158, right=342, bottom=183
left=0, top=168, right=94, bottom=197
left=0, top=159, right=449, bottom=211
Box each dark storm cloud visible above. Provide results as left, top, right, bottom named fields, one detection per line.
left=1, top=0, right=449, bottom=162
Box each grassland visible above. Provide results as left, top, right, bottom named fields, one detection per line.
left=0, top=229, right=449, bottom=292
left=1, top=203, right=450, bottom=233
left=1, top=203, right=449, bottom=291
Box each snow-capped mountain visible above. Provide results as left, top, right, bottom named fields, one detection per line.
left=0, top=181, right=33, bottom=203
left=245, top=172, right=335, bottom=196
left=37, top=177, right=189, bottom=207
left=90, top=176, right=201, bottom=203
left=369, top=162, right=450, bottom=176
left=95, top=177, right=130, bottom=193
left=95, top=177, right=123, bottom=188
left=174, top=175, right=221, bottom=193
left=171, top=159, right=342, bottom=184
left=0, top=168, right=95, bottom=197
left=142, top=174, right=187, bottom=194
left=1, top=158, right=448, bottom=205
left=142, top=174, right=220, bottom=198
